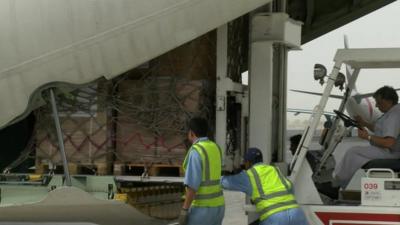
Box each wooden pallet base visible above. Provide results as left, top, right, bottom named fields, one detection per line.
left=122, top=183, right=184, bottom=220
left=133, top=201, right=182, bottom=220
left=35, top=162, right=111, bottom=175
left=113, top=163, right=183, bottom=177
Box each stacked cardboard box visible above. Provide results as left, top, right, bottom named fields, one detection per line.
left=34, top=31, right=216, bottom=174
left=115, top=78, right=210, bottom=165
left=35, top=81, right=113, bottom=174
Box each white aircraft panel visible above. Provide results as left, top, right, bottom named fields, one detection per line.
left=0, top=186, right=169, bottom=225
left=0, top=0, right=272, bottom=128
left=335, top=48, right=400, bottom=68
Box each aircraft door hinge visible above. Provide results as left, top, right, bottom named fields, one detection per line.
left=217, top=96, right=225, bottom=111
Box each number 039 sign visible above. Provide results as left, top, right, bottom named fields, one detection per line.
left=363, top=183, right=378, bottom=189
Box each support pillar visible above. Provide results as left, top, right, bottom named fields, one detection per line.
left=249, top=42, right=274, bottom=163
left=247, top=13, right=301, bottom=223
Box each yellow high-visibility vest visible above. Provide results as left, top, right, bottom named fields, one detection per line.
left=246, top=164, right=298, bottom=221
left=183, top=140, right=224, bottom=207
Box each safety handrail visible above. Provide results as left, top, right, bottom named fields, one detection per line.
left=366, top=168, right=395, bottom=179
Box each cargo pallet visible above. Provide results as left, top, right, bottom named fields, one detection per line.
left=113, top=162, right=183, bottom=177
left=35, top=162, right=110, bottom=175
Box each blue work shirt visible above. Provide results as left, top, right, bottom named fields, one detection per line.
left=221, top=170, right=253, bottom=196
left=184, top=137, right=225, bottom=225
left=184, top=137, right=208, bottom=190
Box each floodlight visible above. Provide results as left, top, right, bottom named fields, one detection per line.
left=334, top=72, right=346, bottom=91
left=314, top=64, right=327, bottom=85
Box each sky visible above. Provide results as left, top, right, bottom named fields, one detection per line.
left=286, top=1, right=400, bottom=125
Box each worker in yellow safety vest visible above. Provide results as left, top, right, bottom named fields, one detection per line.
left=179, top=117, right=225, bottom=225
left=221, top=147, right=308, bottom=225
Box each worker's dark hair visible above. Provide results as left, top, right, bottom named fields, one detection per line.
left=373, top=86, right=398, bottom=104
left=290, top=134, right=302, bottom=145
left=188, top=117, right=208, bottom=137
